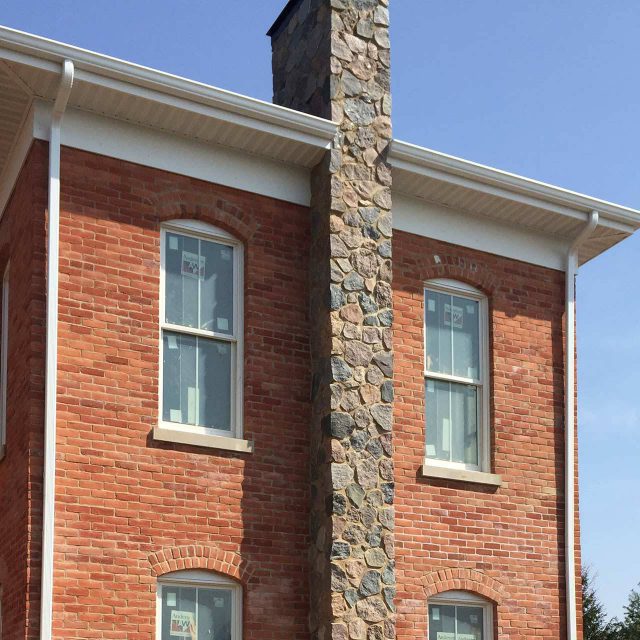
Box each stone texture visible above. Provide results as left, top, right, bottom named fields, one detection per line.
left=270, top=1, right=395, bottom=637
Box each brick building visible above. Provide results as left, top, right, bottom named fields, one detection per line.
left=0, top=2, right=638, bottom=639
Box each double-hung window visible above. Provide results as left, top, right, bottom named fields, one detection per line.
left=424, top=279, right=489, bottom=472
left=159, top=221, right=243, bottom=443
left=157, top=570, right=241, bottom=640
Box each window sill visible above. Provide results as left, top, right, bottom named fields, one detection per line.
left=153, top=425, right=254, bottom=453
left=421, top=462, right=502, bottom=487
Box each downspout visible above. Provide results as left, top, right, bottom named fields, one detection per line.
left=565, top=209, right=598, bottom=640
left=40, top=58, right=74, bottom=640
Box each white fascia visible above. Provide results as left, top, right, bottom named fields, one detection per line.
left=393, top=193, right=569, bottom=271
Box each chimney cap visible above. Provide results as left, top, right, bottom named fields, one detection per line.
left=267, top=0, right=304, bottom=37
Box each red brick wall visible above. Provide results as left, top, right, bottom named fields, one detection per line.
left=393, top=230, right=581, bottom=639
left=53, top=147, right=312, bottom=639
left=0, top=141, right=48, bottom=640
left=0, top=142, right=586, bottom=640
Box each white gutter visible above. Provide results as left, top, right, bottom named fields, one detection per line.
left=565, top=209, right=598, bottom=640
left=40, top=58, right=74, bottom=640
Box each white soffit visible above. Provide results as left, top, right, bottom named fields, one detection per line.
left=393, top=193, right=568, bottom=271
left=391, top=140, right=640, bottom=266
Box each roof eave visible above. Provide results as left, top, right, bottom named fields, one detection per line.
left=0, top=25, right=338, bottom=152
left=391, top=139, right=640, bottom=232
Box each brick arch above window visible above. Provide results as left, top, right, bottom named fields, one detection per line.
left=154, top=189, right=259, bottom=243
left=148, top=545, right=256, bottom=585
left=421, top=568, right=507, bottom=605
left=412, top=253, right=501, bottom=297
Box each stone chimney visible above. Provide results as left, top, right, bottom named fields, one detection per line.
left=269, top=3, right=395, bottom=640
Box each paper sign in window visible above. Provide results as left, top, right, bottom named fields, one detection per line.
left=436, top=633, right=455, bottom=640
left=166, top=592, right=177, bottom=607
left=181, top=251, right=205, bottom=280
left=170, top=611, right=196, bottom=638
left=444, top=303, right=464, bottom=329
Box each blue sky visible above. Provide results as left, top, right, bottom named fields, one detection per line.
left=2, top=0, right=638, bottom=620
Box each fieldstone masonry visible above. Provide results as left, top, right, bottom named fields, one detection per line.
left=269, top=1, right=395, bottom=639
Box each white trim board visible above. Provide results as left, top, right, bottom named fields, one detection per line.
left=31, top=101, right=313, bottom=207
left=393, top=192, right=569, bottom=271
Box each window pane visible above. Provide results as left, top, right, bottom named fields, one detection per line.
left=428, top=604, right=456, bottom=640
left=451, top=295, right=479, bottom=379
left=200, top=238, right=234, bottom=335
left=198, top=339, right=232, bottom=431
left=197, top=588, right=233, bottom=640
left=163, top=332, right=197, bottom=426
left=451, top=383, right=478, bottom=466
left=426, top=380, right=479, bottom=466
left=163, top=332, right=232, bottom=431
left=164, top=231, right=235, bottom=335
left=425, top=379, right=451, bottom=462
left=161, top=586, right=196, bottom=640
left=161, top=585, right=233, bottom=640
left=165, top=232, right=199, bottom=328
left=425, top=290, right=452, bottom=375
left=456, top=605, right=484, bottom=640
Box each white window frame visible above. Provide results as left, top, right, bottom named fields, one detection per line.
left=428, top=590, right=494, bottom=640
left=424, top=278, right=490, bottom=473
left=0, top=262, right=9, bottom=459
left=156, top=569, right=242, bottom=640
left=159, top=220, right=244, bottom=440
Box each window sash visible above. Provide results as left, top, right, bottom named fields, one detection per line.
left=161, top=331, right=235, bottom=434
left=425, top=378, right=481, bottom=470
left=159, top=224, right=243, bottom=438
left=424, top=281, right=489, bottom=472
left=156, top=574, right=241, bottom=640
left=428, top=603, right=488, bottom=640
left=429, top=593, right=493, bottom=640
